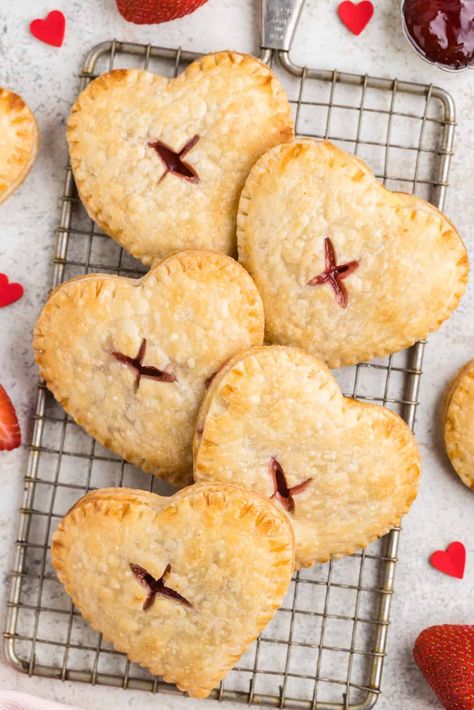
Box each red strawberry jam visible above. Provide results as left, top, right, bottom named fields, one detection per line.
left=403, top=0, right=474, bottom=69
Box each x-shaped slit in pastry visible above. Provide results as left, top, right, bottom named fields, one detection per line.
left=148, top=135, right=200, bottom=184
left=269, top=458, right=312, bottom=514
left=307, top=237, right=359, bottom=309
left=110, top=338, right=177, bottom=392
left=130, top=563, right=193, bottom=611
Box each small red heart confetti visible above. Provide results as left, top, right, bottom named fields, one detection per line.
left=30, top=10, right=66, bottom=48
left=0, top=274, right=24, bottom=308
left=338, top=1, right=374, bottom=36
left=430, top=541, right=466, bottom=579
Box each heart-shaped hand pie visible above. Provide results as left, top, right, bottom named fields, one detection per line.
left=52, top=483, right=294, bottom=698
left=238, top=139, right=468, bottom=368
left=194, top=346, right=421, bottom=568
left=443, top=358, right=474, bottom=490
left=34, top=251, right=264, bottom=486
left=0, top=88, right=39, bottom=204
left=67, top=51, right=293, bottom=266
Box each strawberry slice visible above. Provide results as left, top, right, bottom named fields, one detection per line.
left=414, top=625, right=474, bottom=710
left=0, top=385, right=21, bottom=451
left=116, top=0, right=208, bottom=24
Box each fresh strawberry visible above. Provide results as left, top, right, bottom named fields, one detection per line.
left=116, top=0, right=208, bottom=24
left=0, top=385, right=21, bottom=451
left=414, top=625, right=474, bottom=710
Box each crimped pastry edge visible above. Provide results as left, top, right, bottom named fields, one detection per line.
left=0, top=88, right=39, bottom=204
left=51, top=482, right=295, bottom=697
left=237, top=138, right=469, bottom=368
left=33, top=249, right=265, bottom=487
left=193, top=344, right=421, bottom=567
left=442, top=358, right=474, bottom=490
left=67, top=51, right=294, bottom=265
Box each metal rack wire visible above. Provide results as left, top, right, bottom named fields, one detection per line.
left=4, top=40, right=456, bottom=710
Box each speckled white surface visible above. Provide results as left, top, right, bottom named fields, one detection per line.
left=0, top=1, right=473, bottom=708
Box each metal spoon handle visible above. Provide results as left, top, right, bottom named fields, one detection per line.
left=260, top=0, right=305, bottom=52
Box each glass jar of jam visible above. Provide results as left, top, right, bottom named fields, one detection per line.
left=402, top=0, right=474, bottom=71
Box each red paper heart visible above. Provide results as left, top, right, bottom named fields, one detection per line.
left=338, top=1, right=374, bottom=36
left=0, top=274, right=24, bottom=308
left=30, top=10, right=66, bottom=48
left=430, top=542, right=466, bottom=579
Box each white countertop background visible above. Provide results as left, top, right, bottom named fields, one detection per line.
left=0, top=1, right=473, bottom=708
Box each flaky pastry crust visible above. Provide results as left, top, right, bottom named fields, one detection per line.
left=33, top=250, right=264, bottom=486
left=0, top=88, right=39, bottom=204
left=194, top=346, right=421, bottom=568
left=67, top=51, right=294, bottom=265
left=237, top=139, right=468, bottom=368
left=442, top=358, right=474, bottom=490
left=51, top=483, right=295, bottom=698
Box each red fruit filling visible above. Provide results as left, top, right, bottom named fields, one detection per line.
left=110, top=338, right=176, bottom=392
left=269, top=458, right=312, bottom=514
left=148, top=135, right=200, bottom=183
left=307, top=237, right=359, bottom=309
left=130, top=563, right=192, bottom=610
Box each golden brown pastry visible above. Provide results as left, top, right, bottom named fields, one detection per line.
left=51, top=483, right=295, bottom=698
left=0, top=88, right=39, bottom=204
left=194, top=346, right=421, bottom=568
left=68, top=51, right=293, bottom=265
left=443, top=358, right=474, bottom=490
left=34, top=250, right=264, bottom=486
left=238, top=139, right=468, bottom=367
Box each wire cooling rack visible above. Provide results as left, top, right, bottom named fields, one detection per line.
left=4, top=40, right=456, bottom=710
